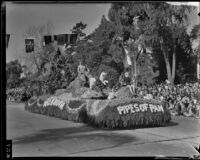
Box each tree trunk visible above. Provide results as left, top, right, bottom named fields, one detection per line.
left=133, top=58, right=137, bottom=86
left=165, top=58, right=172, bottom=83
left=33, top=52, right=40, bottom=73
left=160, top=38, right=172, bottom=83
left=128, top=44, right=137, bottom=87
left=171, top=46, right=176, bottom=84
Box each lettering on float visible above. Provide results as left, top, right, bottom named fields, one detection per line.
left=117, top=103, right=164, bottom=115
left=43, top=97, right=65, bottom=109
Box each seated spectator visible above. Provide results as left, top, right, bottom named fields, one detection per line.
left=144, top=93, right=153, bottom=100
left=195, top=102, right=200, bottom=118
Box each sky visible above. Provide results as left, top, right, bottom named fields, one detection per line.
left=6, top=2, right=199, bottom=63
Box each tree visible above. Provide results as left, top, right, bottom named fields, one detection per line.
left=190, top=24, right=200, bottom=58
left=152, top=33, right=193, bottom=84
left=6, top=59, right=23, bottom=89
left=108, top=2, right=195, bottom=85
left=142, top=2, right=193, bottom=84
left=190, top=24, right=200, bottom=80
left=71, top=17, right=116, bottom=72
left=107, top=2, right=159, bottom=86
left=66, top=17, right=123, bottom=89
left=89, top=15, right=124, bottom=74
left=137, top=50, right=159, bottom=85
left=90, top=15, right=115, bottom=47
left=190, top=24, right=200, bottom=40
left=71, top=21, right=87, bottom=41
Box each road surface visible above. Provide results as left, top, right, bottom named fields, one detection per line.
left=6, top=101, right=200, bottom=157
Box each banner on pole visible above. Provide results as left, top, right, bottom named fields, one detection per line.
left=54, top=34, right=77, bottom=45
left=70, top=34, right=78, bottom=44
left=43, top=34, right=78, bottom=46
left=56, top=34, right=68, bottom=45
left=25, top=38, right=34, bottom=53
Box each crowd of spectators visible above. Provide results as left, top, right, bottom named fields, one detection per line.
left=112, top=70, right=200, bottom=118
left=128, top=81, right=200, bottom=118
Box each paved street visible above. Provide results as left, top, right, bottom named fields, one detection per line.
left=6, top=101, right=200, bottom=157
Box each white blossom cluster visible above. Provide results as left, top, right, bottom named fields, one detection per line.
left=43, top=97, right=66, bottom=110
left=117, top=103, right=164, bottom=115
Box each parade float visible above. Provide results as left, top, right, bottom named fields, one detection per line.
left=25, top=67, right=171, bottom=129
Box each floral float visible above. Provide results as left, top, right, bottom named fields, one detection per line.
left=25, top=93, right=171, bottom=128
left=24, top=67, right=171, bottom=128
left=85, top=98, right=171, bottom=128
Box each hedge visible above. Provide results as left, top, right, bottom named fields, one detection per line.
left=85, top=98, right=171, bottom=129
left=25, top=96, right=171, bottom=129
left=7, top=87, right=31, bottom=102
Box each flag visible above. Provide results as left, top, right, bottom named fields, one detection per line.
left=56, top=34, right=68, bottom=45
left=44, top=35, right=53, bottom=45
left=6, top=34, right=10, bottom=48
left=25, top=38, right=34, bottom=53
left=55, top=34, right=77, bottom=45
left=67, top=34, right=71, bottom=44
left=54, top=35, right=57, bottom=41
left=43, top=35, right=57, bottom=46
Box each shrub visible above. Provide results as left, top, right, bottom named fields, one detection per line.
left=6, top=87, right=31, bottom=102
left=6, top=59, right=23, bottom=89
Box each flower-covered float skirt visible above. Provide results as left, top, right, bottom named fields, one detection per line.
left=25, top=95, right=171, bottom=128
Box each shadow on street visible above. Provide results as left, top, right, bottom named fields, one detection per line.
left=13, top=125, right=135, bottom=145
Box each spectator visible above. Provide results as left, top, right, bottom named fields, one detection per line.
left=116, top=80, right=200, bottom=118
